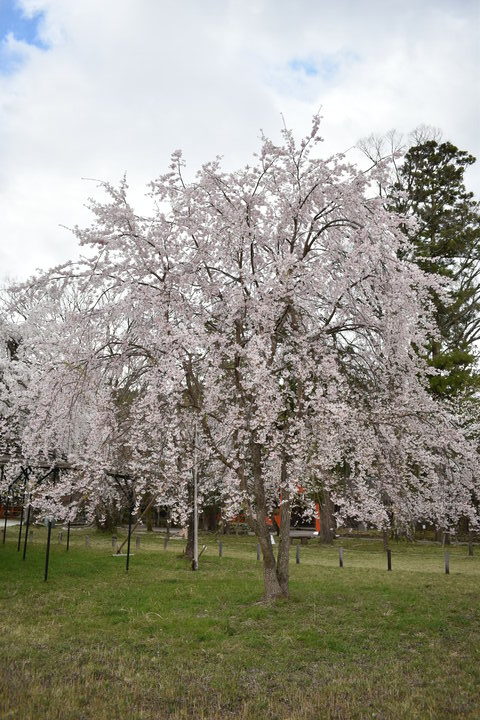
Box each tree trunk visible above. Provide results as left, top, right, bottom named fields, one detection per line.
left=382, top=529, right=389, bottom=551
left=201, top=505, right=219, bottom=531
left=319, top=490, right=335, bottom=543
left=458, top=516, right=469, bottom=540
left=257, top=526, right=286, bottom=600
left=145, top=504, right=154, bottom=532
left=276, top=490, right=291, bottom=595
left=250, top=440, right=288, bottom=601
left=185, top=510, right=194, bottom=559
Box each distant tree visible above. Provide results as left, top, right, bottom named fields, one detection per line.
left=358, top=131, right=480, bottom=538
left=392, top=140, right=480, bottom=398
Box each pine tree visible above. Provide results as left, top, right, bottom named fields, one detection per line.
left=392, top=140, right=480, bottom=398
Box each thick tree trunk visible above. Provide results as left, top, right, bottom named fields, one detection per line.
left=276, top=491, right=291, bottom=595
left=319, top=490, right=335, bottom=543
left=258, top=530, right=284, bottom=600
left=250, top=440, right=288, bottom=601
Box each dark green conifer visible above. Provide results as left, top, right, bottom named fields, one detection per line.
left=392, top=140, right=480, bottom=398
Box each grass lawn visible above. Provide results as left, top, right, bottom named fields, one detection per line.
left=0, top=527, right=479, bottom=720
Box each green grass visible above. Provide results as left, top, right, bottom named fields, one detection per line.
left=1, top=526, right=479, bottom=719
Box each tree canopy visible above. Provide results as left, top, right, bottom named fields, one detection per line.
left=1, top=118, right=479, bottom=600
left=392, top=140, right=480, bottom=399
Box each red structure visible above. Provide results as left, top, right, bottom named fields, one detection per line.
left=0, top=503, right=22, bottom=519
left=268, top=501, right=321, bottom=534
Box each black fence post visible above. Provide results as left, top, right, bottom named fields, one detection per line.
left=22, top=505, right=31, bottom=560
left=44, top=521, right=53, bottom=581
left=387, top=549, right=392, bottom=571
left=2, top=496, right=9, bottom=544
left=17, top=473, right=28, bottom=551
left=126, top=507, right=133, bottom=573
left=17, top=504, right=24, bottom=551
left=66, top=522, right=71, bottom=552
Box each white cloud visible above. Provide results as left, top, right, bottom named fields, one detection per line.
left=0, top=0, right=478, bottom=281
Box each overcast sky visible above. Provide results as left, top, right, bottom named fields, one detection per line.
left=0, top=0, right=479, bottom=283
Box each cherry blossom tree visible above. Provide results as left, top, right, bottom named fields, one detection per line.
left=4, top=116, right=479, bottom=600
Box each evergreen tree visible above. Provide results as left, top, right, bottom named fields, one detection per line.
left=392, top=140, right=480, bottom=398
